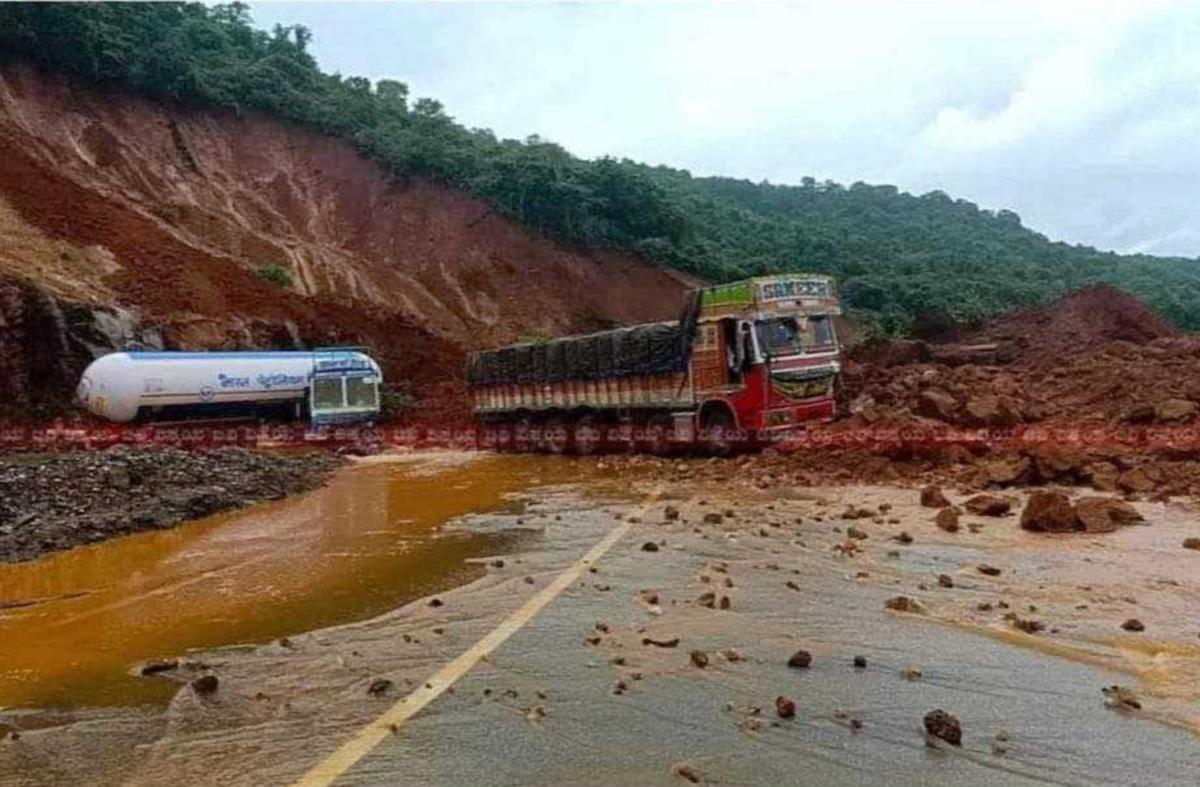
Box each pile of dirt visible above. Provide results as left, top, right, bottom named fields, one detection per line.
left=0, top=447, right=344, bottom=563
left=842, top=285, right=1200, bottom=427
left=0, top=63, right=689, bottom=420
left=972, top=285, right=1181, bottom=366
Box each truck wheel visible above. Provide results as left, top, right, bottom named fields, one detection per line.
left=640, top=414, right=675, bottom=455
left=513, top=415, right=537, bottom=453
left=573, top=415, right=602, bottom=455
left=701, top=408, right=736, bottom=456
left=540, top=415, right=571, bottom=454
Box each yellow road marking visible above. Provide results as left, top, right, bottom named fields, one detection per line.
left=291, top=484, right=665, bottom=787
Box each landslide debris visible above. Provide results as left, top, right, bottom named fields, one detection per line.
left=0, top=446, right=343, bottom=562
left=1020, top=492, right=1144, bottom=534
left=842, top=285, right=1197, bottom=427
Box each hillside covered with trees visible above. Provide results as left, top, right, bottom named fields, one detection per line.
left=3, top=2, right=1198, bottom=333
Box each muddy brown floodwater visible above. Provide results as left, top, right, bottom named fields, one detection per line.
left=0, top=453, right=611, bottom=708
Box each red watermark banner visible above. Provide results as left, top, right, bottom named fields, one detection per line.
left=1, top=420, right=1199, bottom=455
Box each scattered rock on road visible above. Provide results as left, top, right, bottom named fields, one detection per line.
left=787, top=650, right=813, bottom=669
left=368, top=678, right=393, bottom=696
left=1121, top=618, right=1145, bottom=632
left=1103, top=685, right=1142, bottom=710
left=935, top=508, right=961, bottom=533
left=191, top=675, right=220, bottom=696
left=1020, top=491, right=1077, bottom=532
left=885, top=596, right=923, bottom=614
left=964, top=494, right=1011, bottom=516
left=923, top=709, right=962, bottom=746
left=1074, top=497, right=1144, bottom=533
left=140, top=659, right=179, bottom=676
left=776, top=695, right=797, bottom=718
left=920, top=486, right=951, bottom=508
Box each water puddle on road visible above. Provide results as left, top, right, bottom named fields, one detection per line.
left=0, top=453, right=608, bottom=709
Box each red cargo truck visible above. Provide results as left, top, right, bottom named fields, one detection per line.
left=467, top=274, right=841, bottom=451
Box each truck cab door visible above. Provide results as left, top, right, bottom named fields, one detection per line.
left=721, top=319, right=746, bottom=386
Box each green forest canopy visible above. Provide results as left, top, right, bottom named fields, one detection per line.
left=2, top=2, right=1199, bottom=333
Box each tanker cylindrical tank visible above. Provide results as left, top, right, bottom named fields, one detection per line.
left=76, top=351, right=330, bottom=423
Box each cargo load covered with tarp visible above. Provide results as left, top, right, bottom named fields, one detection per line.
left=468, top=321, right=690, bottom=386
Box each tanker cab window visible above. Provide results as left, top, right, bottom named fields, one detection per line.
left=345, top=376, right=379, bottom=409
left=312, top=376, right=345, bottom=412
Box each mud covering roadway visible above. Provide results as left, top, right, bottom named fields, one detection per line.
left=2, top=452, right=1200, bottom=786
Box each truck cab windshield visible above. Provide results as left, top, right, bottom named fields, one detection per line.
left=755, top=316, right=834, bottom=357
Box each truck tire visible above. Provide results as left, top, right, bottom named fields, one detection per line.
left=701, top=407, right=736, bottom=456
left=573, top=414, right=602, bottom=455
left=540, top=415, right=571, bottom=454
left=513, top=415, right=538, bottom=453
left=640, top=413, right=675, bottom=455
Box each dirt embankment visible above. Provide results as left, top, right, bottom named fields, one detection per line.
left=0, top=447, right=343, bottom=563
left=842, top=285, right=1200, bottom=427
left=0, top=63, right=689, bottom=419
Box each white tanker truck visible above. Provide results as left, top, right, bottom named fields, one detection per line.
left=76, top=349, right=382, bottom=425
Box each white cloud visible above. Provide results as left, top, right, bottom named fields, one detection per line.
left=251, top=0, right=1200, bottom=257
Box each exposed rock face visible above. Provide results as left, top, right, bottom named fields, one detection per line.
left=0, top=275, right=163, bottom=418
left=0, top=63, right=688, bottom=419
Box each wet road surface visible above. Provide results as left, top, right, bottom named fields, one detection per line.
left=3, top=455, right=1200, bottom=786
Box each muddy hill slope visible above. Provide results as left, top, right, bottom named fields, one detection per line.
left=0, top=64, right=688, bottom=419
left=843, top=284, right=1200, bottom=426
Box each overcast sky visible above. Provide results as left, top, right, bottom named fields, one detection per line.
left=250, top=1, right=1200, bottom=259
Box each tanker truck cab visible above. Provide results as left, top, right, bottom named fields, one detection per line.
left=308, top=349, right=383, bottom=426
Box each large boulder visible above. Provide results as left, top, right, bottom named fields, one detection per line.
left=1020, top=491, right=1076, bottom=532
left=1082, top=462, right=1120, bottom=492
left=975, top=456, right=1031, bottom=487
left=964, top=494, right=1011, bottom=516
left=1117, top=468, right=1156, bottom=494
left=1074, top=497, right=1144, bottom=533
left=962, top=395, right=1024, bottom=427
left=1154, top=399, right=1197, bottom=422
left=1027, top=447, right=1088, bottom=484
left=917, top=388, right=959, bottom=422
